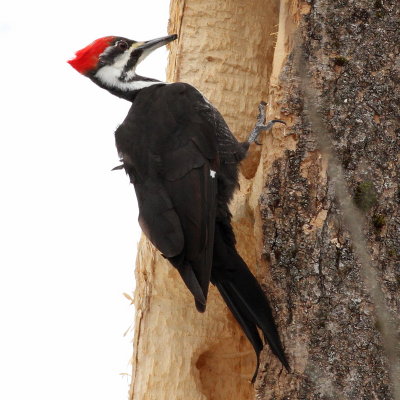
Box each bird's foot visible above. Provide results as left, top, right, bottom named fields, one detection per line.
left=247, top=101, right=286, bottom=144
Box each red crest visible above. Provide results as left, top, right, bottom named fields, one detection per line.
left=68, top=36, right=114, bottom=74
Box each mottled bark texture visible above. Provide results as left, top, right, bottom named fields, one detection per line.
left=129, top=0, right=399, bottom=399
left=257, top=0, right=400, bottom=399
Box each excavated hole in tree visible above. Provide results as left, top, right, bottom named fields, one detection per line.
left=195, top=335, right=255, bottom=400
left=194, top=0, right=281, bottom=398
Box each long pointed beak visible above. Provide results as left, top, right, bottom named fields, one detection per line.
left=136, top=34, right=178, bottom=52
left=124, top=34, right=178, bottom=75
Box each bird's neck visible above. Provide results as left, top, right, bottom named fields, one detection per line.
left=92, top=68, right=164, bottom=101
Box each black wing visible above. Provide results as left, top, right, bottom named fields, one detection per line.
left=115, top=83, right=218, bottom=310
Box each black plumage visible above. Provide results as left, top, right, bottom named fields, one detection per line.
left=116, top=83, right=288, bottom=379
left=68, top=34, right=289, bottom=381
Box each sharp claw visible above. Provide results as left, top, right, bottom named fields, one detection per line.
left=270, top=119, right=286, bottom=126
left=247, top=102, right=287, bottom=144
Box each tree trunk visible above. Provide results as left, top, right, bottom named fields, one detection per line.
left=129, top=1, right=399, bottom=399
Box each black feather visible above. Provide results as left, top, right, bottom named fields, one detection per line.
left=112, top=82, right=288, bottom=378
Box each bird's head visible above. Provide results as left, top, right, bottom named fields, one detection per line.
left=68, top=34, right=177, bottom=93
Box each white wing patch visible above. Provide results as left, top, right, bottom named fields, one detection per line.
left=210, top=170, right=216, bottom=178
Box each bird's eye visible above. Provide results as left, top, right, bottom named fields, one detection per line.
left=116, top=40, right=129, bottom=51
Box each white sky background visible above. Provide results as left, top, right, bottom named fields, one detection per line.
left=0, top=1, right=170, bottom=399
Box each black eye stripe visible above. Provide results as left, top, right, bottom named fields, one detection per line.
left=98, top=40, right=130, bottom=66
left=123, top=50, right=142, bottom=75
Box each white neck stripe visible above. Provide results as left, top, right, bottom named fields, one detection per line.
left=94, top=65, right=163, bottom=91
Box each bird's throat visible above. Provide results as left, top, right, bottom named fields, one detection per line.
left=93, top=67, right=164, bottom=101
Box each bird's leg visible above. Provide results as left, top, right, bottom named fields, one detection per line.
left=247, top=101, right=286, bottom=145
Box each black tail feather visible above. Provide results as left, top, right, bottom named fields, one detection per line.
left=215, top=280, right=263, bottom=383
left=226, top=278, right=290, bottom=371
left=177, top=262, right=206, bottom=312
left=211, top=223, right=289, bottom=380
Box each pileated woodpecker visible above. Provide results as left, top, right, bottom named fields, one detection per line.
left=68, top=34, right=289, bottom=380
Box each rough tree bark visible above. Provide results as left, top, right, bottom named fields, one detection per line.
left=129, top=1, right=399, bottom=399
